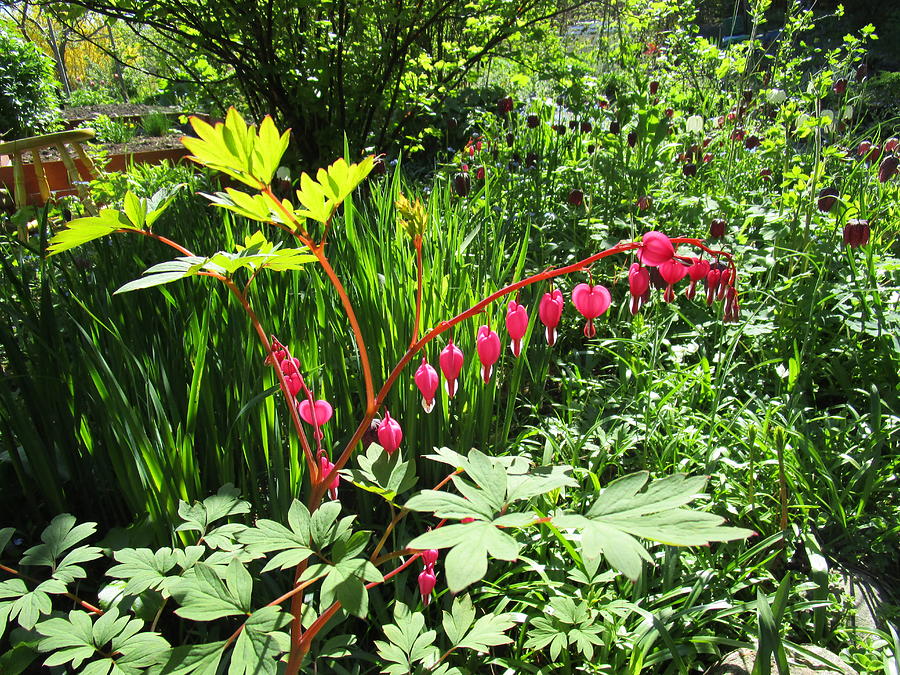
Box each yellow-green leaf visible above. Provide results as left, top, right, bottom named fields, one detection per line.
left=47, top=210, right=134, bottom=256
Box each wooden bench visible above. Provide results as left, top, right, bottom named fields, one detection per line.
left=0, top=129, right=100, bottom=237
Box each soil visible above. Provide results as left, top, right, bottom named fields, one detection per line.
left=60, top=103, right=184, bottom=124
left=22, top=133, right=187, bottom=164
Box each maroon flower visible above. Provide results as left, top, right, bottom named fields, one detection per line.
left=744, top=134, right=761, bottom=150
left=567, top=188, right=584, bottom=206
left=497, top=96, right=513, bottom=114
left=879, top=156, right=900, bottom=183
left=453, top=173, right=470, bottom=197
left=855, top=63, right=868, bottom=82
left=857, top=140, right=872, bottom=156
left=610, top=121, right=621, bottom=135
left=636, top=195, right=652, bottom=211
left=759, top=168, right=772, bottom=180
left=552, top=124, right=566, bottom=135
left=527, top=114, right=540, bottom=128
left=476, top=166, right=485, bottom=180
left=709, top=218, right=726, bottom=239
left=525, top=152, right=538, bottom=168
left=885, top=138, right=899, bottom=153
left=649, top=80, right=659, bottom=95
left=843, top=219, right=870, bottom=248
left=683, top=163, right=697, bottom=177
left=833, top=78, right=848, bottom=95
left=817, top=186, right=839, bottom=212
left=580, top=121, right=593, bottom=133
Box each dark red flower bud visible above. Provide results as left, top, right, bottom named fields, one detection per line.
left=843, top=219, right=870, bottom=248
left=447, top=117, right=458, bottom=130
left=497, top=96, right=513, bottom=114
left=855, top=63, right=868, bottom=82
left=703, top=152, right=713, bottom=163
left=649, top=80, right=659, bottom=95
left=527, top=114, right=540, bottom=128
left=833, top=78, right=848, bottom=95
left=587, top=144, right=596, bottom=154
left=879, top=156, right=900, bottom=183
left=568, top=120, right=578, bottom=130
left=552, top=124, right=566, bottom=135
left=610, top=121, right=621, bottom=135
left=709, top=218, right=726, bottom=239
left=885, top=138, right=899, bottom=153
left=759, top=167, right=772, bottom=180
left=744, top=134, right=760, bottom=149
left=525, top=152, right=538, bottom=168
left=817, top=186, right=839, bottom=212
left=476, top=166, right=485, bottom=180
left=683, top=163, right=697, bottom=176
left=867, top=145, right=882, bottom=164
left=627, top=130, right=636, bottom=146
left=598, top=99, right=609, bottom=109
left=731, top=129, right=745, bottom=142
left=454, top=173, right=470, bottom=197
left=372, top=158, right=387, bottom=175
left=665, top=108, right=674, bottom=118
left=636, top=195, right=652, bottom=210
left=858, top=140, right=872, bottom=156
left=580, top=121, right=592, bottom=133
left=506, top=132, right=514, bottom=146
left=567, top=188, right=583, bottom=206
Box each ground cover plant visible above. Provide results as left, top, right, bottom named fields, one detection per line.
left=0, top=0, right=899, bottom=672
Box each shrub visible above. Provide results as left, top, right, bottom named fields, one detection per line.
left=141, top=111, right=171, bottom=136
left=66, top=86, right=120, bottom=107
left=87, top=114, right=137, bottom=144
left=0, top=26, right=61, bottom=139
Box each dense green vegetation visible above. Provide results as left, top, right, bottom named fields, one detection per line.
left=0, top=0, right=898, bottom=672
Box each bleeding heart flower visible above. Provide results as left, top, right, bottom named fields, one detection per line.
left=539, top=289, right=565, bottom=346
left=418, top=568, right=437, bottom=606
left=318, top=455, right=339, bottom=500
left=505, top=300, right=529, bottom=357
left=298, top=398, right=333, bottom=440
left=628, top=263, right=651, bottom=315
left=571, top=283, right=611, bottom=338
left=440, top=341, right=464, bottom=398
left=476, top=326, right=501, bottom=383
left=638, top=231, right=674, bottom=267
left=658, top=259, right=689, bottom=302
left=414, top=358, right=439, bottom=412
left=686, top=258, right=711, bottom=300
left=422, top=549, right=439, bottom=566
left=705, top=267, right=722, bottom=305
left=377, top=411, right=403, bottom=455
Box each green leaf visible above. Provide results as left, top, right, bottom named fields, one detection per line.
left=442, top=595, right=475, bottom=646
left=114, top=256, right=206, bottom=294
left=556, top=472, right=753, bottom=581
left=404, top=490, right=494, bottom=520
left=183, top=109, right=287, bottom=189
left=457, top=611, right=515, bottom=652
left=319, top=558, right=382, bottom=619
left=21, top=514, right=97, bottom=568
left=411, top=522, right=519, bottom=593
left=224, top=559, right=253, bottom=613
left=47, top=210, right=134, bottom=255
left=149, top=641, right=226, bottom=675
left=343, top=443, right=418, bottom=504
left=176, top=485, right=250, bottom=537
left=171, top=563, right=247, bottom=621
left=0, top=527, right=14, bottom=555
left=107, top=547, right=204, bottom=597
left=375, top=605, right=439, bottom=674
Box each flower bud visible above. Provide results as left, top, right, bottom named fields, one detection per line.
left=476, top=325, right=501, bottom=383
left=527, top=114, right=540, bottom=128
left=439, top=341, right=464, bottom=398
left=422, top=549, right=439, bottom=566
left=843, top=219, right=870, bottom=248
left=833, top=78, right=848, bottom=95
left=418, top=569, right=437, bottom=605
left=505, top=300, right=529, bottom=357
left=539, top=289, right=564, bottom=346
left=414, top=358, right=439, bottom=412
left=453, top=173, right=470, bottom=197
left=628, top=263, right=650, bottom=314
left=627, top=130, right=636, bottom=146
left=377, top=411, right=403, bottom=455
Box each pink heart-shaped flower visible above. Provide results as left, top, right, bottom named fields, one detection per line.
left=571, top=283, right=611, bottom=320
left=298, top=399, right=333, bottom=427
